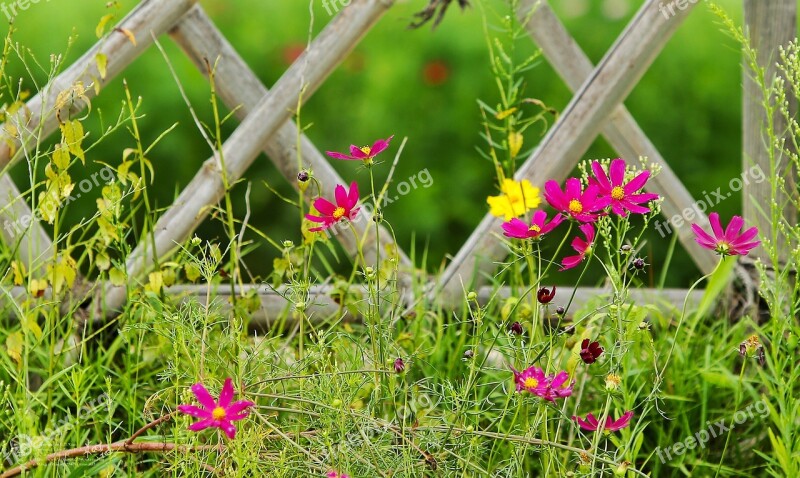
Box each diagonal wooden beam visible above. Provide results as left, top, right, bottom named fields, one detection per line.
left=0, top=0, right=198, bottom=278
left=94, top=0, right=395, bottom=318
left=438, top=0, right=699, bottom=302
left=519, top=0, right=717, bottom=274
left=168, top=4, right=411, bottom=270
left=0, top=176, right=53, bottom=274
left=0, top=0, right=198, bottom=170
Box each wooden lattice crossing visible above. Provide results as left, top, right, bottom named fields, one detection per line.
left=0, top=0, right=795, bottom=324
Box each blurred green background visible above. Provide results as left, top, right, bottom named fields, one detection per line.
left=1, top=0, right=747, bottom=286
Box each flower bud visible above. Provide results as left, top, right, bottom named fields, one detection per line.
left=537, top=286, right=556, bottom=304
left=297, top=170, right=310, bottom=182
left=466, top=291, right=478, bottom=302
left=632, top=258, right=645, bottom=270
left=394, top=358, right=406, bottom=373
left=508, top=321, right=523, bottom=335
left=463, top=349, right=474, bottom=360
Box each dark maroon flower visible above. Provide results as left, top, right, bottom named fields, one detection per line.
left=579, top=339, right=603, bottom=364
left=537, top=286, right=556, bottom=304
left=297, top=170, right=309, bottom=182
left=632, top=258, right=646, bottom=270
left=394, top=358, right=406, bottom=373
left=556, top=306, right=565, bottom=316
left=509, top=321, right=524, bottom=335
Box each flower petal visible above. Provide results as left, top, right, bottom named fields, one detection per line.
left=724, top=215, right=744, bottom=241
left=609, top=159, right=626, bottom=186
left=591, top=161, right=611, bottom=191
left=188, top=418, right=215, bottom=432
left=190, top=382, right=217, bottom=410
left=326, top=151, right=357, bottom=160
left=334, top=184, right=348, bottom=207
left=177, top=405, right=210, bottom=419
left=708, top=212, right=724, bottom=240
left=624, top=170, right=650, bottom=193
left=218, top=378, right=234, bottom=408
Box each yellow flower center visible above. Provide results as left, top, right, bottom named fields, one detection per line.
left=528, top=224, right=542, bottom=233
left=523, top=377, right=539, bottom=389
left=333, top=207, right=346, bottom=220
left=360, top=146, right=372, bottom=155
left=568, top=199, right=583, bottom=214
left=212, top=407, right=227, bottom=420
left=611, top=186, right=625, bottom=200
left=715, top=241, right=730, bottom=255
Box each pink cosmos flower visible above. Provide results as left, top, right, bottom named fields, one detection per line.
left=541, top=370, right=575, bottom=402
left=560, top=223, right=595, bottom=271
left=511, top=366, right=574, bottom=402
left=327, top=472, right=350, bottom=478
left=544, top=178, right=609, bottom=222
left=691, top=212, right=760, bottom=256
left=326, top=135, right=394, bottom=164
left=305, top=182, right=361, bottom=232
left=502, top=210, right=564, bottom=240
left=572, top=411, right=634, bottom=432
left=590, top=159, right=659, bottom=216
left=511, top=365, right=548, bottom=395
left=177, top=378, right=255, bottom=440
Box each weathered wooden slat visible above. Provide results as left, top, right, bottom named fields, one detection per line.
left=520, top=1, right=717, bottom=275
left=168, top=5, right=411, bottom=271
left=0, top=176, right=52, bottom=274
left=164, top=284, right=703, bottom=327
left=0, top=0, right=198, bottom=281
left=438, top=0, right=698, bottom=302
left=94, top=0, right=394, bottom=319
left=742, top=0, right=797, bottom=265
left=0, top=0, right=198, bottom=169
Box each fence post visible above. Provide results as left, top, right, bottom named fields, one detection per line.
left=742, top=0, right=797, bottom=267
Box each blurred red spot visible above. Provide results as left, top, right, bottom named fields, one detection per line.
left=282, top=43, right=306, bottom=65
left=423, top=60, right=450, bottom=86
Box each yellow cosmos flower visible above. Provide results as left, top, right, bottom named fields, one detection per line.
left=487, top=179, right=541, bottom=220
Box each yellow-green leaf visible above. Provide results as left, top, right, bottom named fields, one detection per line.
left=52, top=143, right=70, bottom=169
left=96, top=251, right=110, bottom=271
left=184, top=264, right=200, bottom=282
left=508, top=132, right=523, bottom=158
left=6, top=332, right=23, bottom=363
left=60, top=120, right=85, bottom=164
left=96, top=53, right=107, bottom=80
left=96, top=14, right=115, bottom=38
left=118, top=27, right=136, bottom=46
left=109, top=267, right=126, bottom=286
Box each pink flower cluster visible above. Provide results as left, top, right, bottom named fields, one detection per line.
left=502, top=159, right=660, bottom=270
left=510, top=365, right=574, bottom=402
left=502, top=158, right=762, bottom=268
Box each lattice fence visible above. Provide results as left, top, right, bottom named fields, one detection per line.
left=0, top=0, right=795, bottom=325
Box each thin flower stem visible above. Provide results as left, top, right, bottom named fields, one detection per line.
left=714, top=361, right=747, bottom=478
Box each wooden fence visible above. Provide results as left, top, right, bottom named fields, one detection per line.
left=0, top=0, right=795, bottom=325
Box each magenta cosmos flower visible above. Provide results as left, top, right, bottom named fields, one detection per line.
left=177, top=378, right=255, bottom=440
left=544, top=178, right=608, bottom=222
left=305, top=182, right=361, bottom=232
left=326, top=135, right=394, bottom=164
left=579, top=338, right=603, bottom=364
left=502, top=210, right=564, bottom=240
left=691, top=212, right=760, bottom=256
left=560, top=223, right=595, bottom=271
left=573, top=411, right=633, bottom=432
left=590, top=159, right=659, bottom=216
left=511, top=366, right=574, bottom=402
left=327, top=472, right=350, bottom=478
